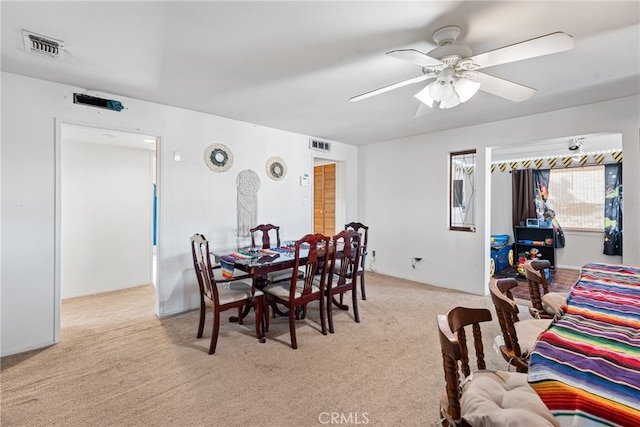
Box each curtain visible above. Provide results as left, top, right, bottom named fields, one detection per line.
left=532, top=169, right=565, bottom=248
left=604, top=163, right=623, bottom=255
left=511, top=169, right=535, bottom=228
left=532, top=169, right=550, bottom=221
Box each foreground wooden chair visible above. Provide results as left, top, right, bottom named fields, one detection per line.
left=263, top=233, right=329, bottom=349
left=438, top=306, right=557, bottom=426
left=190, top=233, right=264, bottom=354
left=524, top=259, right=568, bottom=318
left=345, top=222, right=369, bottom=300
left=326, top=229, right=361, bottom=333
left=489, top=279, right=552, bottom=372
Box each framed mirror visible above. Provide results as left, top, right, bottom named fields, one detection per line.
left=450, top=150, right=476, bottom=231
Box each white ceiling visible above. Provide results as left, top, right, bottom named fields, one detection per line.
left=2, top=1, right=639, bottom=146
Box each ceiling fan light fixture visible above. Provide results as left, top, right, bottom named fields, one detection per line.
left=414, top=85, right=435, bottom=107
left=429, top=78, right=454, bottom=100
left=454, top=78, right=481, bottom=103
left=426, top=67, right=456, bottom=101
left=440, top=91, right=460, bottom=109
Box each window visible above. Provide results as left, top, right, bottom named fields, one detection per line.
left=450, top=150, right=476, bottom=231
left=547, top=165, right=604, bottom=231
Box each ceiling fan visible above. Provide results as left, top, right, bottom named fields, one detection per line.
left=350, top=26, right=574, bottom=114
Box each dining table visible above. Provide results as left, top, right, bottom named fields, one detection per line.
left=212, top=242, right=344, bottom=322
left=527, top=262, right=640, bottom=426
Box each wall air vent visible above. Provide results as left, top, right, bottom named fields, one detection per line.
left=309, top=138, right=331, bottom=152
left=22, top=30, right=65, bottom=59
left=73, top=93, right=124, bottom=112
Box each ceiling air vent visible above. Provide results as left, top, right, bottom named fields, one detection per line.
left=22, top=30, right=64, bottom=59
left=310, top=138, right=331, bottom=152
left=73, top=93, right=124, bottom=112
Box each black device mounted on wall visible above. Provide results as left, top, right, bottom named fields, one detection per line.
left=73, top=93, right=124, bottom=111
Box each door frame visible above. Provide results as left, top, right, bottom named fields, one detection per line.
left=54, top=118, right=160, bottom=343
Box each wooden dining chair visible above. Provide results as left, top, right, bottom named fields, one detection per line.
left=250, top=223, right=300, bottom=285
left=263, top=233, right=329, bottom=349
left=524, top=259, right=568, bottom=318
left=489, top=278, right=552, bottom=373
left=190, top=233, right=264, bottom=354
left=438, top=306, right=557, bottom=426
left=345, top=222, right=369, bottom=300
left=250, top=223, right=281, bottom=249
left=326, top=229, right=361, bottom=333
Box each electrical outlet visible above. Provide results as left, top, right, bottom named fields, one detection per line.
left=372, top=250, right=376, bottom=257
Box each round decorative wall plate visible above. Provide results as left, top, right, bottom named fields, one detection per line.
left=204, top=143, right=233, bottom=172
left=266, top=156, right=287, bottom=181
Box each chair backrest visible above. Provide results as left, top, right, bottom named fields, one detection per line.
left=329, top=229, right=361, bottom=286
left=345, top=222, right=368, bottom=268
left=438, top=306, right=493, bottom=425
left=290, top=233, right=331, bottom=299
left=250, top=224, right=281, bottom=249
left=524, top=259, right=551, bottom=312
left=489, top=278, right=526, bottom=366
left=190, top=233, right=219, bottom=305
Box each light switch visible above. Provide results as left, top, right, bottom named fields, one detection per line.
left=173, top=151, right=181, bottom=161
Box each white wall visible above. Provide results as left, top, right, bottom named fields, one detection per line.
left=359, top=95, right=639, bottom=296
left=490, top=167, right=623, bottom=270
left=1, top=72, right=358, bottom=356
left=61, top=139, right=154, bottom=299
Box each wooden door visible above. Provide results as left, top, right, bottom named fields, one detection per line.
left=313, top=163, right=336, bottom=236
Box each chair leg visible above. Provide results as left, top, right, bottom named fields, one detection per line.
left=264, top=296, right=270, bottom=332
left=209, top=310, right=221, bottom=355
left=289, top=308, right=298, bottom=349
left=254, top=296, right=265, bottom=343
left=360, top=272, right=367, bottom=300
left=352, top=288, right=360, bottom=323
left=319, top=294, right=327, bottom=336
left=197, top=303, right=206, bottom=338
left=327, top=292, right=335, bottom=334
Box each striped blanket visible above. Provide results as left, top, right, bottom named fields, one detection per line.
left=528, top=263, right=640, bottom=426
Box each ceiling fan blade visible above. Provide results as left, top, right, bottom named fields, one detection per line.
left=349, top=74, right=432, bottom=102
left=387, top=49, right=444, bottom=67
left=415, top=102, right=432, bottom=118
left=474, top=72, right=536, bottom=102
left=469, top=32, right=574, bottom=69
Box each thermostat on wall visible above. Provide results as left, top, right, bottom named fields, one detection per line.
left=300, top=174, right=310, bottom=186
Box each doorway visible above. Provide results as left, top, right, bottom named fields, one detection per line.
left=58, top=123, right=157, bottom=304
left=313, top=162, right=336, bottom=236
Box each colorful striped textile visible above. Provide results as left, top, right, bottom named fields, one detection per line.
left=528, top=263, right=640, bottom=426
left=219, top=256, right=237, bottom=278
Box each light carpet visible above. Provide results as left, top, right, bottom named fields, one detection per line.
left=1, top=272, right=507, bottom=427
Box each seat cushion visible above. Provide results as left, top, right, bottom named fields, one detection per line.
left=263, top=280, right=320, bottom=300
left=542, top=292, right=568, bottom=315
left=461, top=370, right=559, bottom=426
left=266, top=267, right=303, bottom=284
left=215, top=281, right=261, bottom=305
left=514, top=318, right=552, bottom=355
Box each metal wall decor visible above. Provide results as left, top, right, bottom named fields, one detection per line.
left=204, top=143, right=233, bottom=172
left=266, top=156, right=287, bottom=181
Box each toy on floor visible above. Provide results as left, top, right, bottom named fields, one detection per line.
left=490, top=234, right=514, bottom=276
